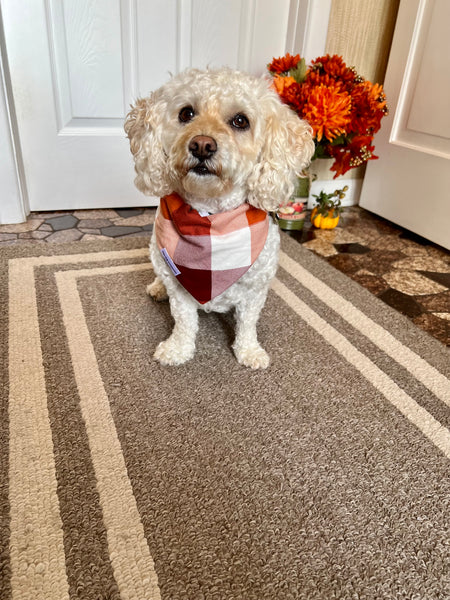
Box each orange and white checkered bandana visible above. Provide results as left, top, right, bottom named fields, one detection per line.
left=154, top=193, right=269, bottom=304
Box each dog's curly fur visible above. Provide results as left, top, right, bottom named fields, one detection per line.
left=125, top=68, right=314, bottom=368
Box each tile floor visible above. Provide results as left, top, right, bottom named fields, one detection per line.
left=1, top=206, right=449, bottom=346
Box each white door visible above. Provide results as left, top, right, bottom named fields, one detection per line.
left=1, top=0, right=296, bottom=212
left=360, top=0, right=450, bottom=251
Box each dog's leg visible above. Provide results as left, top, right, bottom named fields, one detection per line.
left=146, top=276, right=168, bottom=301
left=233, top=292, right=269, bottom=369
left=154, top=295, right=198, bottom=365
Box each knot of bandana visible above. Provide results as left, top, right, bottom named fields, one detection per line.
left=155, top=193, right=269, bottom=304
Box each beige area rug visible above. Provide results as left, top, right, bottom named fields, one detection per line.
left=1, top=234, right=450, bottom=600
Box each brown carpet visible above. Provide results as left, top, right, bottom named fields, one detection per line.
left=1, top=234, right=449, bottom=600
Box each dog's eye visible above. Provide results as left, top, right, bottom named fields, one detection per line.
left=178, top=106, right=195, bottom=123
left=230, top=113, right=250, bottom=130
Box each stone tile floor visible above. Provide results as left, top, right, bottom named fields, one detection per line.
left=1, top=206, right=449, bottom=346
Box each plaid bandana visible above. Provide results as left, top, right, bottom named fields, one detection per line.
left=155, top=193, right=269, bottom=304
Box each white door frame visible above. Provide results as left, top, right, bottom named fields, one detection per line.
left=286, top=0, right=331, bottom=63
left=0, top=0, right=330, bottom=224
left=0, top=4, right=28, bottom=224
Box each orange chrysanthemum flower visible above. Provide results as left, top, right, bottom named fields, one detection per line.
left=305, top=70, right=346, bottom=91
left=301, top=84, right=352, bottom=142
left=364, top=81, right=388, bottom=110
left=350, top=81, right=388, bottom=135
left=268, top=53, right=301, bottom=74
left=310, top=54, right=356, bottom=87
left=272, top=74, right=297, bottom=95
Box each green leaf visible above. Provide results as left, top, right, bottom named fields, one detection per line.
left=329, top=134, right=347, bottom=146
left=313, top=144, right=332, bottom=159
left=289, top=58, right=307, bottom=83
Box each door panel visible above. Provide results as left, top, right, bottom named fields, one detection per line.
left=1, top=0, right=292, bottom=211
left=360, top=0, right=450, bottom=250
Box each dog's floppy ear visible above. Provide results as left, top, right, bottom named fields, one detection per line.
left=124, top=95, right=171, bottom=197
left=247, top=97, right=315, bottom=212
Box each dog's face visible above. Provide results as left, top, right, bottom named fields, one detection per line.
left=161, top=82, right=264, bottom=202
left=125, top=68, right=314, bottom=212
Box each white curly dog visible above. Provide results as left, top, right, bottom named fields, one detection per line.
left=125, top=68, right=314, bottom=369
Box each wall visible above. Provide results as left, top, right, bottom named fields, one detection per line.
left=325, top=0, right=400, bottom=84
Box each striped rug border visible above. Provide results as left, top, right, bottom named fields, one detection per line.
left=271, top=277, right=450, bottom=459
left=8, top=249, right=158, bottom=600
left=55, top=264, right=160, bottom=600
left=279, top=251, right=450, bottom=406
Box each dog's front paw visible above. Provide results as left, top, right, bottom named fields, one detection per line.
left=146, top=277, right=168, bottom=301
left=234, top=344, right=270, bottom=370
left=154, top=338, right=195, bottom=366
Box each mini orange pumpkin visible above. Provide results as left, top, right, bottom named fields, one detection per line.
left=310, top=207, right=340, bottom=229
left=311, top=185, right=348, bottom=230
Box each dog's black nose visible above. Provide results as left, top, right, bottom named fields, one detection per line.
left=189, top=135, right=217, bottom=160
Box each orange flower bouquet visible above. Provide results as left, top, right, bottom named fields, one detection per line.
left=268, top=53, right=388, bottom=178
